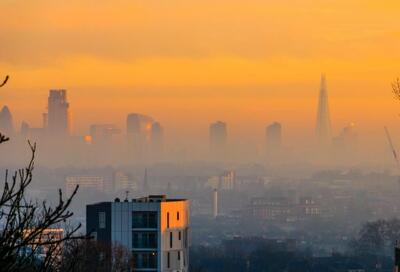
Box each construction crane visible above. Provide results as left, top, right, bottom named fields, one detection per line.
left=384, top=126, right=400, bottom=171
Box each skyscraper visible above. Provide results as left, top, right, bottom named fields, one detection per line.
left=90, top=124, right=120, bottom=145
left=0, top=106, right=14, bottom=135
left=315, top=75, right=332, bottom=143
left=209, top=121, right=227, bottom=159
left=47, top=89, right=70, bottom=136
left=151, top=122, right=164, bottom=156
left=127, top=113, right=154, bottom=158
left=266, top=122, right=282, bottom=151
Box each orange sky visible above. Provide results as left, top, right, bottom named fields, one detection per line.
left=1, top=0, right=400, bottom=147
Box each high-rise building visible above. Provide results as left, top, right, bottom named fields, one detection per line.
left=315, top=75, right=332, bottom=143
left=151, top=122, right=164, bottom=156
left=65, top=176, right=105, bottom=196
left=86, top=195, right=189, bottom=272
left=209, top=121, right=227, bottom=159
left=219, top=170, right=236, bottom=190
left=47, top=89, right=70, bottom=136
left=213, top=189, right=218, bottom=218
left=20, top=121, right=30, bottom=137
left=0, top=106, right=14, bottom=135
left=127, top=113, right=154, bottom=158
left=333, top=123, right=358, bottom=159
left=266, top=122, right=282, bottom=151
left=114, top=171, right=137, bottom=192
left=90, top=124, right=120, bottom=145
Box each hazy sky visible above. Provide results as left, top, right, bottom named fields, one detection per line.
left=1, top=0, right=400, bottom=147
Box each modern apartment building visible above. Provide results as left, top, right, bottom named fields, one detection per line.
left=86, top=195, right=189, bottom=272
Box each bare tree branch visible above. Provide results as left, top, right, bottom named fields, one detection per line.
left=0, top=139, right=88, bottom=271
left=392, top=77, right=400, bottom=101
left=0, top=75, right=9, bottom=88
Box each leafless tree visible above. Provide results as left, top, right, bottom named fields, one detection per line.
left=392, top=77, right=400, bottom=101
left=0, top=75, right=9, bottom=88
left=60, top=239, right=134, bottom=272
left=0, top=137, right=86, bottom=271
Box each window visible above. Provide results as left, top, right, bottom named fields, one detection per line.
left=177, top=211, right=180, bottom=221
left=170, top=232, right=173, bottom=248
left=167, top=252, right=170, bottom=268
left=132, top=212, right=157, bottom=228
left=178, top=251, right=180, bottom=261
left=184, top=229, right=188, bottom=248
left=132, top=231, right=157, bottom=248
left=167, top=212, right=170, bottom=228
left=133, top=252, right=157, bottom=269
left=179, top=231, right=181, bottom=241
left=99, top=212, right=106, bottom=229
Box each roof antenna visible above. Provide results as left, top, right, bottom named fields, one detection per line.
left=124, top=190, right=129, bottom=202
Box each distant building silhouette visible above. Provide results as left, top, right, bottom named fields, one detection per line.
left=315, top=75, right=332, bottom=143
left=127, top=113, right=164, bottom=160
left=209, top=121, right=227, bottom=159
left=333, top=123, right=358, bottom=158
left=89, top=124, right=120, bottom=145
left=65, top=175, right=105, bottom=196
left=47, top=89, right=70, bottom=136
left=127, top=113, right=154, bottom=158
left=213, top=189, right=218, bottom=218
left=151, top=121, right=164, bottom=156
left=0, top=106, right=14, bottom=135
left=20, top=121, right=30, bottom=137
left=266, top=122, right=282, bottom=151
left=114, top=171, right=136, bottom=192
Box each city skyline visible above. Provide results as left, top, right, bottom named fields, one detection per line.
left=1, top=1, right=400, bottom=149
left=1, top=2, right=400, bottom=272
left=0, top=75, right=394, bottom=165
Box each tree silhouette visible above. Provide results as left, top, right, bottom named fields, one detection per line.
left=392, top=77, right=400, bottom=101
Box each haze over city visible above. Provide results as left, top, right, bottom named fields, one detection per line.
left=2, top=1, right=400, bottom=271
left=1, top=1, right=400, bottom=164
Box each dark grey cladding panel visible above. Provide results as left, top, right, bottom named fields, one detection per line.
left=86, top=202, right=112, bottom=243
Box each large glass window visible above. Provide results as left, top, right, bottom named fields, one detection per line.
left=132, top=231, right=157, bottom=248
left=133, top=251, right=157, bottom=269
left=132, top=212, right=157, bottom=228
left=98, top=212, right=106, bottom=229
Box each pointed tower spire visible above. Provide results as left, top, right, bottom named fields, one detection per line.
left=316, top=74, right=332, bottom=143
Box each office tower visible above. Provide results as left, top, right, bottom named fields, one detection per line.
left=213, top=189, right=218, bottom=218
left=0, top=106, right=14, bottom=135
left=151, top=122, right=164, bottom=156
left=20, top=121, right=30, bottom=137
left=86, top=195, right=189, bottom=272
left=47, top=89, right=70, bottom=136
left=65, top=176, right=105, bottom=196
left=42, top=113, right=48, bottom=129
left=266, top=122, right=282, bottom=151
left=218, top=170, right=236, bottom=190
left=127, top=113, right=154, bottom=158
left=315, top=75, right=332, bottom=143
left=209, top=121, right=227, bottom=159
left=334, top=123, right=357, bottom=147
left=90, top=124, right=120, bottom=145
left=114, top=171, right=136, bottom=192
